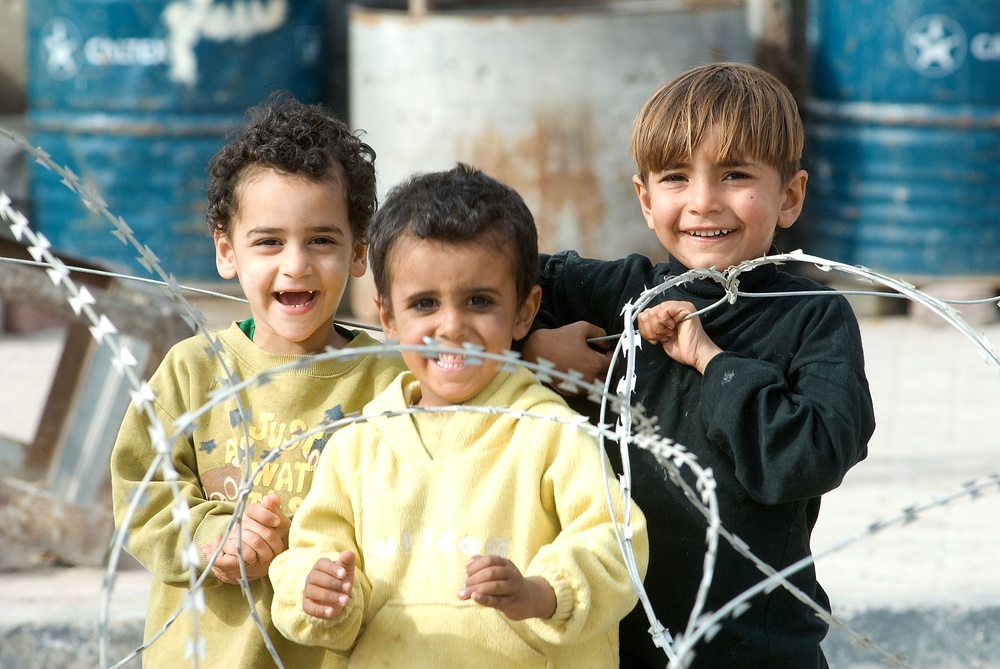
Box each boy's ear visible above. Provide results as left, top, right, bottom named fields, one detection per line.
left=350, top=241, right=368, bottom=278
left=777, top=170, right=808, bottom=230
left=214, top=231, right=237, bottom=280
left=375, top=295, right=397, bottom=340
left=512, top=285, right=542, bottom=342
left=633, top=174, right=655, bottom=231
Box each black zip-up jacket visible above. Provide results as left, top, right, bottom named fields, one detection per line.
left=535, top=250, right=875, bottom=669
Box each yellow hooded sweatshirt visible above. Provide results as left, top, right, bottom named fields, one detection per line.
left=270, top=366, right=649, bottom=668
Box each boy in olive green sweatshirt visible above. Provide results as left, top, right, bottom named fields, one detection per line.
left=111, top=94, right=403, bottom=669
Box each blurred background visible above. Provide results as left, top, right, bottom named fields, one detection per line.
left=3, top=1, right=999, bottom=310
left=2, top=0, right=786, bottom=299
left=1, top=2, right=999, bottom=667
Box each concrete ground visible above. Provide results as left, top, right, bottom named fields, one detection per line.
left=1, top=293, right=999, bottom=669
left=814, top=312, right=1000, bottom=669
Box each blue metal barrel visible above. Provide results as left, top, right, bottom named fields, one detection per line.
left=27, top=0, right=326, bottom=113
left=29, top=111, right=236, bottom=281
left=26, top=0, right=327, bottom=282
left=802, top=0, right=1000, bottom=277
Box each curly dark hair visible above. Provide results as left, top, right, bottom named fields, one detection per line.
left=206, top=92, right=377, bottom=241
left=369, top=163, right=538, bottom=308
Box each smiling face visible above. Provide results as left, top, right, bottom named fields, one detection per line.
left=214, top=168, right=366, bottom=355
left=634, top=126, right=807, bottom=271
left=376, top=237, right=540, bottom=408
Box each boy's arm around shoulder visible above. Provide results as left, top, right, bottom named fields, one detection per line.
left=521, top=404, right=649, bottom=646
left=526, top=252, right=656, bottom=383
left=270, top=423, right=371, bottom=652
left=700, top=293, right=875, bottom=505
left=535, top=251, right=654, bottom=332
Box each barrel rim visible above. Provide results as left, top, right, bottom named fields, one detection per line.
left=804, top=98, right=1000, bottom=128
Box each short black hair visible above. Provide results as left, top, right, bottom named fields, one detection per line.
left=369, top=163, right=537, bottom=306
left=206, top=92, right=377, bottom=241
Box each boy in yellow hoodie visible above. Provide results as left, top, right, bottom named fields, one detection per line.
left=270, top=164, right=648, bottom=667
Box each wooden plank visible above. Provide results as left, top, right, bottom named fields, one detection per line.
left=22, top=322, right=92, bottom=478
left=0, top=237, right=193, bottom=566
left=0, top=261, right=191, bottom=350
left=0, top=476, right=113, bottom=567
left=0, top=259, right=189, bottom=478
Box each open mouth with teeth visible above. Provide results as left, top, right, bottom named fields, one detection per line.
left=688, top=229, right=733, bottom=238
left=433, top=352, right=467, bottom=370
left=274, top=290, right=317, bottom=307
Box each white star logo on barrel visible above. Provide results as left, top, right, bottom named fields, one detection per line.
left=41, top=17, right=82, bottom=81
left=904, top=14, right=967, bottom=78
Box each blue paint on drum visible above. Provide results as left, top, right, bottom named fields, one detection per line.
left=29, top=111, right=235, bottom=282
left=803, top=0, right=1000, bottom=277
left=27, top=0, right=326, bottom=113
left=26, top=0, right=327, bottom=282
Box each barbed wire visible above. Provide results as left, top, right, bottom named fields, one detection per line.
left=2, top=118, right=1000, bottom=668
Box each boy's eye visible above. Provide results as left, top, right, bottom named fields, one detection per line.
left=412, top=298, right=437, bottom=311
left=310, top=236, right=335, bottom=246
left=254, top=238, right=281, bottom=247
left=724, top=171, right=751, bottom=181
left=660, top=173, right=686, bottom=183
left=468, top=295, right=493, bottom=308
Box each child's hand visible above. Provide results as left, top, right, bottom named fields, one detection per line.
left=522, top=322, right=612, bottom=391
left=202, top=536, right=258, bottom=583
left=302, top=551, right=356, bottom=620
left=221, top=493, right=290, bottom=561
left=637, top=301, right=722, bottom=374
left=202, top=493, right=290, bottom=584
left=458, top=555, right=556, bottom=622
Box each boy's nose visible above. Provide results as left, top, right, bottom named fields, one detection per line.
left=281, top=245, right=313, bottom=277
left=689, top=179, right=723, bottom=216
left=434, top=306, right=467, bottom=341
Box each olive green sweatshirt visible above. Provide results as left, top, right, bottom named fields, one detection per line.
left=111, top=321, right=404, bottom=669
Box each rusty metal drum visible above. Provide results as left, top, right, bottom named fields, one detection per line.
left=348, top=3, right=754, bottom=263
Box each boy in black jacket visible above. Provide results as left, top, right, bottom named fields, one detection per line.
left=523, top=62, right=875, bottom=668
